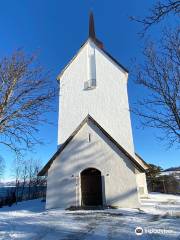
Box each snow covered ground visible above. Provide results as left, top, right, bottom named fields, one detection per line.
left=0, top=193, right=179, bottom=240
left=141, top=192, right=180, bottom=215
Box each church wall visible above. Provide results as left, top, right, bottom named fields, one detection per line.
left=58, top=43, right=88, bottom=146
left=58, top=40, right=135, bottom=156
left=46, top=122, right=140, bottom=209
left=136, top=172, right=148, bottom=198
left=94, top=44, right=135, bottom=155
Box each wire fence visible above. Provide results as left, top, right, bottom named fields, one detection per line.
left=0, top=184, right=46, bottom=208
left=147, top=175, right=180, bottom=195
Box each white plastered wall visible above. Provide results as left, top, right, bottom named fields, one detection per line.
left=46, top=121, right=140, bottom=209
left=136, top=172, right=148, bottom=198
left=58, top=40, right=135, bottom=156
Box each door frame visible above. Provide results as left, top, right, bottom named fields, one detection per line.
left=80, top=167, right=103, bottom=206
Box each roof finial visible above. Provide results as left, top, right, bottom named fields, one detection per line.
left=89, top=11, right=96, bottom=39
left=88, top=11, right=104, bottom=49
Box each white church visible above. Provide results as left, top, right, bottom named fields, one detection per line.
left=38, top=13, right=149, bottom=209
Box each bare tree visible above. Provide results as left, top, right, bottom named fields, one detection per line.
left=130, top=0, right=180, bottom=146
left=13, top=157, right=23, bottom=202
left=0, top=50, right=57, bottom=156
left=27, top=158, right=43, bottom=199
left=13, top=157, right=45, bottom=201
left=133, top=27, right=180, bottom=146
left=130, top=0, right=180, bottom=34
left=20, top=163, right=28, bottom=200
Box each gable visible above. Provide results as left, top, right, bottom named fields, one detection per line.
left=57, top=41, right=88, bottom=81
left=47, top=122, right=137, bottom=179
left=38, top=115, right=146, bottom=176
left=57, top=38, right=128, bottom=81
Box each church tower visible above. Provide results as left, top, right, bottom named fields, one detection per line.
left=57, top=13, right=135, bottom=157
left=38, top=13, right=149, bottom=210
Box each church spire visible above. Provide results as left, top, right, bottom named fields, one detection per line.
left=89, top=12, right=96, bottom=39
left=88, top=12, right=104, bottom=49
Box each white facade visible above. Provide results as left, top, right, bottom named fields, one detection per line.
left=46, top=121, right=140, bottom=209
left=58, top=40, right=135, bottom=157
left=40, top=16, right=149, bottom=209
left=136, top=173, right=149, bottom=198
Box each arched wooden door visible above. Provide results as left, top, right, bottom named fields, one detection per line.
left=81, top=168, right=103, bottom=206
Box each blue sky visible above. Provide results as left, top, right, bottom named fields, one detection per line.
left=0, top=0, right=179, bottom=179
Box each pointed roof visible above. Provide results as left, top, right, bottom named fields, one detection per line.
left=57, top=13, right=128, bottom=80
left=135, top=153, right=149, bottom=170
left=89, top=12, right=96, bottom=39
left=38, top=115, right=147, bottom=176
left=88, top=12, right=104, bottom=49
